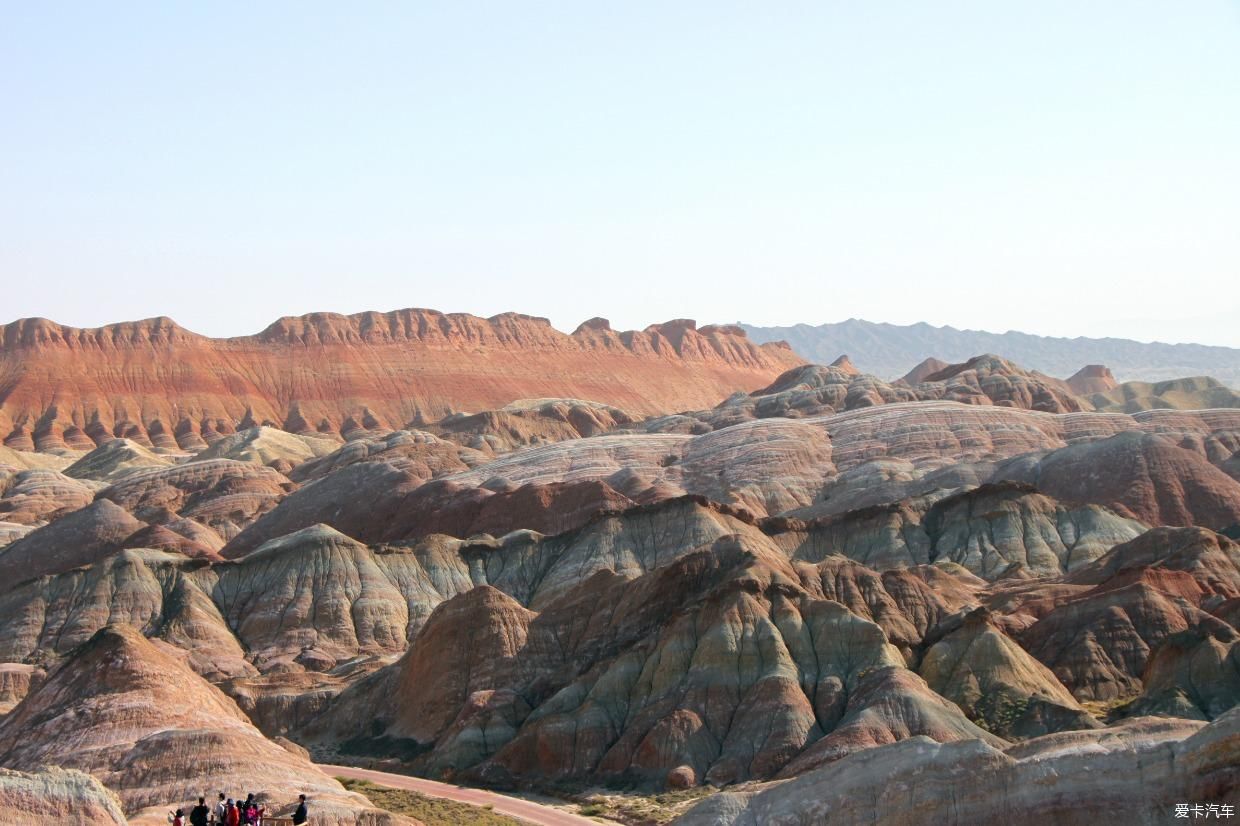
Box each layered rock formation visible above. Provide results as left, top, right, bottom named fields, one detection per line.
left=0, top=626, right=410, bottom=825
left=62, top=438, right=175, bottom=482
left=918, top=608, right=1098, bottom=737
left=0, top=499, right=145, bottom=586
left=0, top=467, right=95, bottom=526
left=316, top=531, right=1001, bottom=789
left=1, top=322, right=1239, bottom=817
left=0, top=311, right=802, bottom=448
left=222, top=402, right=1240, bottom=555
left=674, top=711, right=1239, bottom=826
left=0, top=767, right=128, bottom=825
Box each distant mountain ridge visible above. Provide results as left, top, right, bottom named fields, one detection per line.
left=740, top=319, right=1240, bottom=387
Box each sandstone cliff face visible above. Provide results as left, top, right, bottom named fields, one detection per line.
left=0, top=311, right=802, bottom=448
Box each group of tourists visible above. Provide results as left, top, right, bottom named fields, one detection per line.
left=169, top=792, right=308, bottom=825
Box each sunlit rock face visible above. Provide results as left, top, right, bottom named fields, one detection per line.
left=0, top=311, right=804, bottom=448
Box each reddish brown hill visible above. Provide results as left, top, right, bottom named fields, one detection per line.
left=0, top=310, right=803, bottom=449
left=1067, top=364, right=1119, bottom=395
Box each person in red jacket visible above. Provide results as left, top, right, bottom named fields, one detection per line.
left=224, top=800, right=241, bottom=826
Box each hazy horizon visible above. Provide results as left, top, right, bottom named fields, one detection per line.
left=5, top=303, right=1240, bottom=353
left=4, top=3, right=1238, bottom=346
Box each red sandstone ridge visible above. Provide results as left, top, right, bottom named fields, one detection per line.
left=0, top=310, right=804, bottom=449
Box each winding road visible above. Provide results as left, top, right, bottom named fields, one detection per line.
left=322, top=764, right=605, bottom=826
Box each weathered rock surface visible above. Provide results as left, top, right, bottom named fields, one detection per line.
left=1089, top=375, right=1240, bottom=413
left=0, top=499, right=145, bottom=589
left=0, top=327, right=1238, bottom=811
left=0, top=626, right=409, bottom=825
left=190, top=426, right=339, bottom=467
left=316, top=533, right=1005, bottom=789
left=992, top=431, right=1240, bottom=530
left=99, top=458, right=295, bottom=542
left=289, top=430, right=486, bottom=483
left=0, top=444, right=74, bottom=471
left=646, top=354, right=1092, bottom=436
left=674, top=712, right=1237, bottom=826
left=0, top=767, right=128, bottom=825
left=388, top=586, right=535, bottom=743
left=0, top=467, right=95, bottom=525
left=62, top=438, right=174, bottom=482
left=918, top=608, right=1097, bottom=737
left=1015, top=528, right=1240, bottom=701
left=1129, top=623, right=1240, bottom=720
left=773, top=482, right=1145, bottom=579
left=0, top=664, right=43, bottom=715
left=918, top=354, right=1087, bottom=412
left=899, top=357, right=951, bottom=385
left=228, top=401, right=1212, bottom=551
left=426, top=398, right=639, bottom=454
left=213, top=524, right=470, bottom=673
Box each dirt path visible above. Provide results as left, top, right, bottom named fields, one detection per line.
left=321, top=764, right=604, bottom=826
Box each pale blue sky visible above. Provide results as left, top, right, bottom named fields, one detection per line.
left=3, top=2, right=1239, bottom=345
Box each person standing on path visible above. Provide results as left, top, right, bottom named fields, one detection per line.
left=292, top=794, right=308, bottom=825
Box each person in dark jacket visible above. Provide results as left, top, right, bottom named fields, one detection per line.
left=292, top=794, right=308, bottom=825
left=190, top=797, right=211, bottom=826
